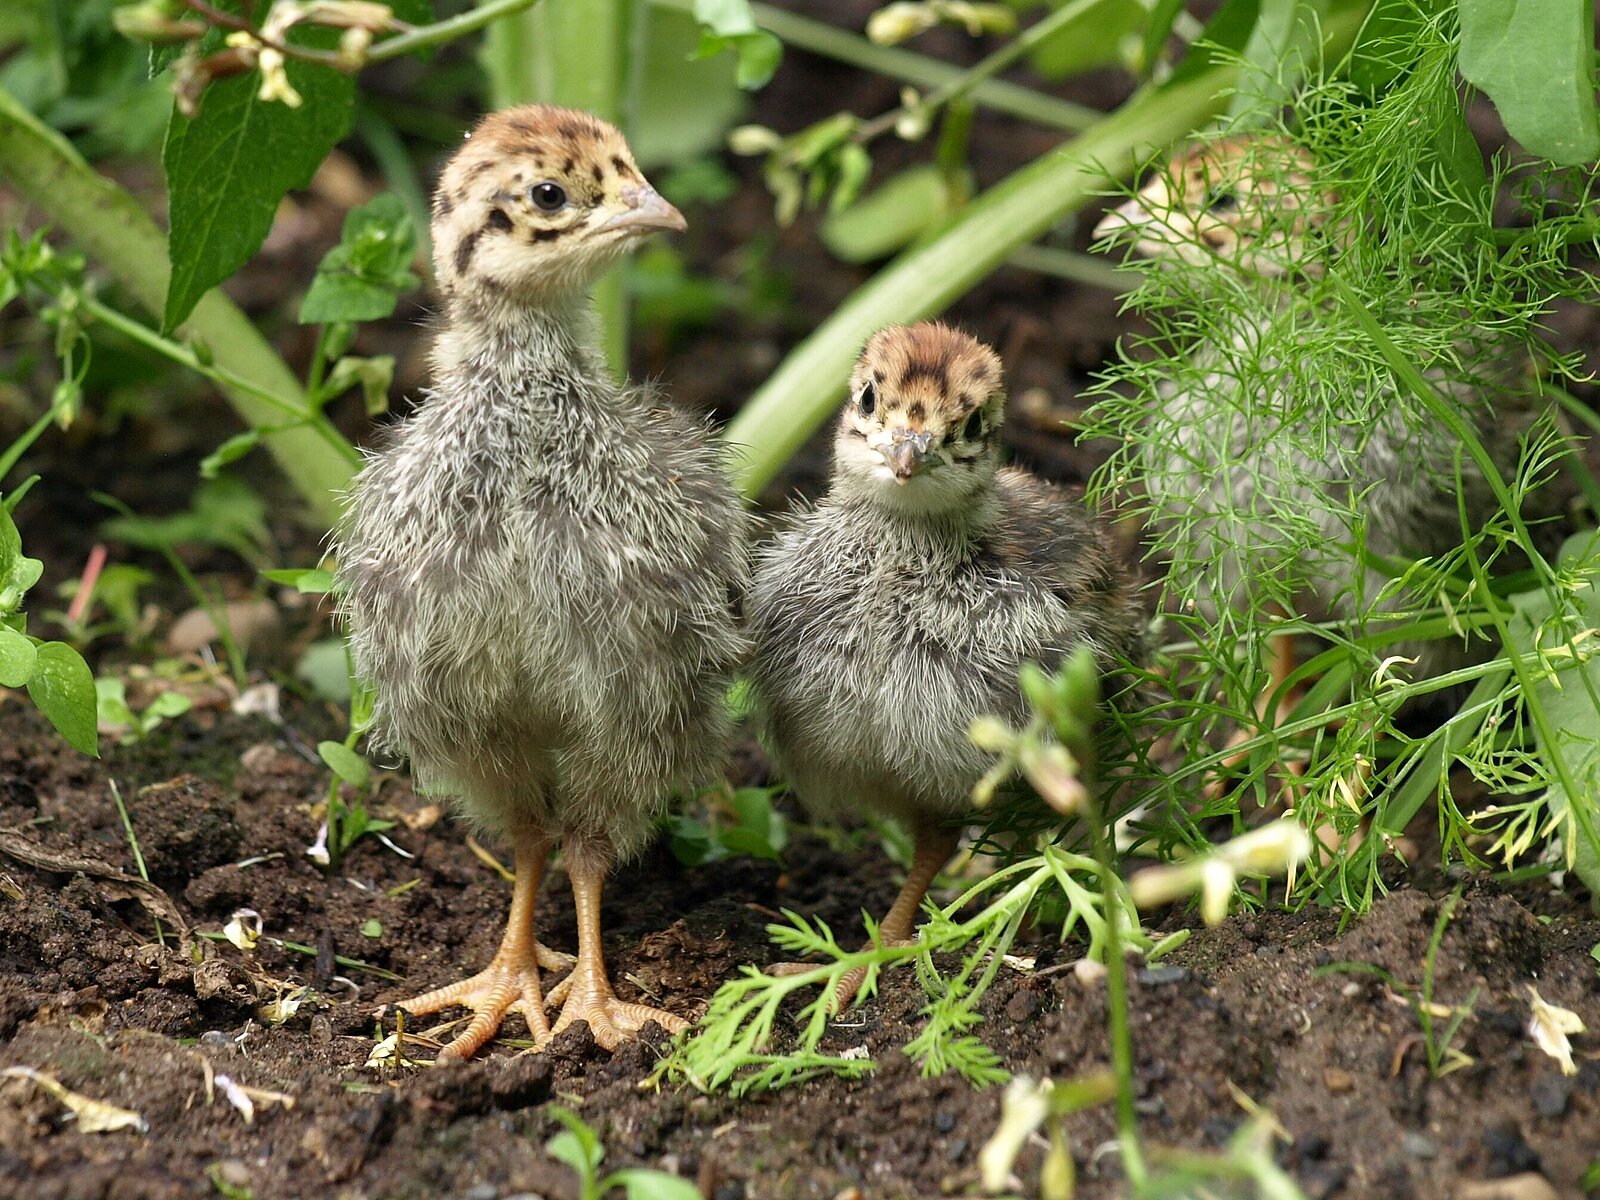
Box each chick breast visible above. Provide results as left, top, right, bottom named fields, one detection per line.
left=748, top=468, right=1142, bottom=825
left=336, top=362, right=749, bottom=857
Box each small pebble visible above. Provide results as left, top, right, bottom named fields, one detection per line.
left=1400, top=1133, right=1436, bottom=1159
left=1321, top=1067, right=1354, bottom=1094
left=1456, top=1175, right=1559, bottom=1200
left=947, top=1138, right=967, bottom=1161
left=199, top=1030, right=234, bottom=1050
left=1529, top=1073, right=1571, bottom=1119
left=934, top=1111, right=955, bottom=1134
left=462, top=1185, right=497, bottom=1200
left=1482, top=1126, right=1541, bottom=1175
left=1137, top=965, right=1188, bottom=986
left=310, top=1014, right=334, bottom=1045
left=1072, top=959, right=1107, bottom=987
left=213, top=1161, right=251, bottom=1190
left=712, top=1185, right=745, bottom=1200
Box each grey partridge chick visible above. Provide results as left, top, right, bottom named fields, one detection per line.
left=334, top=106, right=749, bottom=1060
left=746, top=322, right=1143, bottom=1007
left=1094, top=135, right=1547, bottom=695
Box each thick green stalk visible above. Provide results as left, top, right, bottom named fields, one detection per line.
left=647, top=0, right=1098, bottom=132
left=0, top=86, right=352, bottom=527
left=483, top=0, right=636, bottom=374
left=720, top=66, right=1235, bottom=496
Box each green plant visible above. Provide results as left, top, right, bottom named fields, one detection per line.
left=543, top=1105, right=701, bottom=1200
left=1083, top=5, right=1600, bottom=910
left=1315, top=888, right=1477, bottom=1078
left=666, top=784, right=787, bottom=865
left=94, top=675, right=192, bottom=743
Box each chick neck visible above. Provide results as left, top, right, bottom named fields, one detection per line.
left=431, top=280, right=613, bottom=396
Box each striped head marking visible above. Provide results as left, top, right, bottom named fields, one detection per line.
left=432, top=105, right=685, bottom=304
left=834, top=322, right=1006, bottom=514
left=1094, top=134, right=1332, bottom=277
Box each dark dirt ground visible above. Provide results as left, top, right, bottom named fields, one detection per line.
left=5, top=4, right=1600, bottom=1199
left=1, top=703, right=1598, bottom=1200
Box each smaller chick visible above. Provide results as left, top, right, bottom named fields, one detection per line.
left=747, top=323, right=1144, bottom=1006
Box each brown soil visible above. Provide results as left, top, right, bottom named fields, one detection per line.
left=1, top=701, right=1597, bottom=1200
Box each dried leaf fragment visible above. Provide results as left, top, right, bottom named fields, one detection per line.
left=0, top=1067, right=146, bottom=1134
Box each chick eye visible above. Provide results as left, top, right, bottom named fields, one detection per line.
left=858, top=381, right=877, bottom=417
left=962, top=409, right=985, bottom=441
left=1205, top=188, right=1238, bottom=212
left=530, top=182, right=568, bottom=213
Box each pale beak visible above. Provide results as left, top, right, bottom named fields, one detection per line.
left=1092, top=196, right=1146, bottom=243
left=599, top=185, right=687, bottom=236
left=883, top=429, right=934, bottom=482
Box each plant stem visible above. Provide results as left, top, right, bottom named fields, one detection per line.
left=720, top=65, right=1234, bottom=497
left=484, top=0, right=635, bottom=376
left=0, top=85, right=353, bottom=525
left=854, top=0, right=1111, bottom=144
left=647, top=0, right=1098, bottom=132
left=367, top=0, right=545, bottom=63
left=84, top=297, right=360, bottom=469
left=1076, top=822, right=1146, bottom=1186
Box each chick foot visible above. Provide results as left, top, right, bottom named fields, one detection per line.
left=546, top=850, right=687, bottom=1051
left=393, top=826, right=564, bottom=1062
left=399, top=945, right=564, bottom=1062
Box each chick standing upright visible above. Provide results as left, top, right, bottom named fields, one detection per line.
left=335, top=107, right=748, bottom=1060
left=747, top=323, right=1143, bottom=1006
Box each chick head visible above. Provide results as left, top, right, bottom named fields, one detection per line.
left=1095, top=135, right=1332, bottom=277
left=833, top=322, right=1007, bottom=515
left=431, top=104, right=685, bottom=305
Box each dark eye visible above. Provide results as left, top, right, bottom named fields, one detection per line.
left=858, top=381, right=877, bottom=416
left=1205, top=188, right=1238, bottom=212
left=962, top=409, right=985, bottom=441
left=530, top=182, right=568, bottom=213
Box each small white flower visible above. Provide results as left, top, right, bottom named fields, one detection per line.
left=979, top=1075, right=1052, bottom=1192
left=223, top=908, right=262, bottom=951
left=1527, top=986, right=1585, bottom=1077
left=255, top=47, right=303, bottom=108
left=306, top=819, right=331, bottom=866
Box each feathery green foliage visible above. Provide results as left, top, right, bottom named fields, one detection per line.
left=1085, top=8, right=1600, bottom=904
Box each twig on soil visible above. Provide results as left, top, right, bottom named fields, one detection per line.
left=0, top=827, right=190, bottom=941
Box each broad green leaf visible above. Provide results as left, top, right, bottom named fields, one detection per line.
left=162, top=35, right=355, bottom=330
left=605, top=1169, right=705, bottom=1200
left=1028, top=0, right=1148, bottom=79
left=94, top=676, right=135, bottom=729
left=0, top=626, right=36, bottom=688
left=545, top=1106, right=604, bottom=1173
left=318, top=740, right=370, bottom=789
left=634, top=8, right=748, bottom=169
left=144, top=691, right=194, bottom=720
left=691, top=0, right=782, bottom=90
left=1229, top=0, right=1331, bottom=120
left=28, top=641, right=97, bottom=756
left=299, top=194, right=419, bottom=324
left=1457, top=0, right=1600, bottom=165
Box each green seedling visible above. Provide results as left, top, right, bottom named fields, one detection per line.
left=667, top=784, right=787, bottom=866
left=543, top=1104, right=702, bottom=1200
left=1316, top=889, right=1477, bottom=1078
left=95, top=676, right=193, bottom=743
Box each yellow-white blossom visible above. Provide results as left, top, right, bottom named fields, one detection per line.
left=1527, top=986, right=1585, bottom=1077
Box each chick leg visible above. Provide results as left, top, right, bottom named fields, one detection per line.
left=394, top=824, right=565, bottom=1063
left=547, top=841, right=688, bottom=1050
left=827, top=823, right=962, bottom=1012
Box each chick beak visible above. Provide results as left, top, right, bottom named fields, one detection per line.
left=1092, top=196, right=1146, bottom=243
left=883, top=429, right=934, bottom=482
left=600, top=185, right=687, bottom=236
